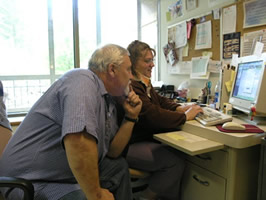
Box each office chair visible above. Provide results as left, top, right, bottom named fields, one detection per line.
left=0, top=125, right=34, bottom=200
left=129, top=168, right=150, bottom=199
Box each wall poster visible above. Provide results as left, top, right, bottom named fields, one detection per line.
left=223, top=32, right=240, bottom=59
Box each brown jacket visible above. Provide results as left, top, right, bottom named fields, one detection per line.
left=130, top=80, right=186, bottom=143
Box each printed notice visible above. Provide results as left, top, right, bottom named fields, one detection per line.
left=195, top=20, right=212, bottom=50
left=168, top=21, right=187, bottom=49
left=242, top=29, right=266, bottom=57
left=223, top=32, right=240, bottom=59
left=244, top=0, right=266, bottom=28
left=191, top=56, right=209, bottom=76
left=222, top=5, right=236, bottom=34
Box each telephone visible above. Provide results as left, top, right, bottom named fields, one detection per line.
left=157, top=85, right=178, bottom=99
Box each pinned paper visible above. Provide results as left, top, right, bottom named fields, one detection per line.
left=225, top=80, right=232, bottom=92
left=225, top=69, right=235, bottom=92
left=231, top=54, right=239, bottom=67
left=202, top=51, right=213, bottom=58
left=208, top=59, right=222, bottom=73
left=253, top=41, right=264, bottom=57
left=213, top=8, right=220, bottom=20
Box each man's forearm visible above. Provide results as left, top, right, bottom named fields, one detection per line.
left=107, top=120, right=135, bottom=158
left=64, top=132, right=102, bottom=199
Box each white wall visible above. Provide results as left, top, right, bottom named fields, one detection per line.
left=159, top=0, right=235, bottom=99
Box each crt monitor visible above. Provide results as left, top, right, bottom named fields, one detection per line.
left=229, top=54, right=266, bottom=116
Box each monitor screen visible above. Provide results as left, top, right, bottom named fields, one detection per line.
left=232, top=60, right=263, bottom=102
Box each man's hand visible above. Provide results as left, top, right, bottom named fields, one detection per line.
left=107, top=87, right=142, bottom=158
left=123, top=86, right=142, bottom=119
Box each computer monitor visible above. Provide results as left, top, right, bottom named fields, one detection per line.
left=229, top=54, right=266, bottom=117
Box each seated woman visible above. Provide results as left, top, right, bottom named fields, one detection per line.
left=0, top=81, right=12, bottom=156
left=126, top=40, right=202, bottom=200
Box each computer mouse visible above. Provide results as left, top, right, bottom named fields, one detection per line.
left=222, top=122, right=246, bottom=131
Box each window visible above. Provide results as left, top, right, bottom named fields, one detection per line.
left=100, top=0, right=138, bottom=48
left=78, top=0, right=138, bottom=69
left=78, top=0, right=97, bottom=68
left=1, top=0, right=158, bottom=114
left=0, top=0, right=74, bottom=113
left=140, top=0, right=158, bottom=83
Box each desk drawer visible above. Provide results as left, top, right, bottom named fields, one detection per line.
left=181, top=162, right=226, bottom=200
left=186, top=149, right=228, bottom=178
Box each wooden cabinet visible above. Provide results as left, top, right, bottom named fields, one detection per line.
left=154, top=118, right=265, bottom=200
left=180, top=146, right=260, bottom=200
left=186, top=149, right=228, bottom=177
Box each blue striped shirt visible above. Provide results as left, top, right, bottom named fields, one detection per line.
left=0, top=69, right=118, bottom=199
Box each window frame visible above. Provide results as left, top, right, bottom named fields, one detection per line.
left=1, top=0, right=160, bottom=116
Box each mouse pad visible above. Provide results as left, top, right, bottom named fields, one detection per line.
left=216, top=124, right=265, bottom=133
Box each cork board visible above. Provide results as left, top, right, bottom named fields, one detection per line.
left=224, top=0, right=266, bottom=56
left=182, top=0, right=266, bottom=62
left=183, top=13, right=220, bottom=61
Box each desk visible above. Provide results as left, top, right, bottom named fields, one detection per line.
left=154, top=118, right=266, bottom=200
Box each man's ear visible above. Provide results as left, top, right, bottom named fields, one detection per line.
left=107, top=63, right=116, bottom=78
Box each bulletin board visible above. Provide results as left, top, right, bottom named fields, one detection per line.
left=181, top=0, right=266, bottom=62
left=224, top=0, right=266, bottom=57
left=183, top=13, right=221, bottom=61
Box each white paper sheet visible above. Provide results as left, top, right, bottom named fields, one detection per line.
left=208, top=59, right=222, bottom=73
left=213, top=8, right=220, bottom=20
left=222, top=5, right=236, bottom=34
left=168, top=21, right=187, bottom=49
left=195, top=20, right=212, bottom=50
left=242, top=29, right=266, bottom=57
left=191, top=56, right=209, bottom=76
left=169, top=61, right=191, bottom=75
left=231, top=54, right=239, bottom=67
left=244, top=0, right=266, bottom=28
left=253, top=42, right=264, bottom=57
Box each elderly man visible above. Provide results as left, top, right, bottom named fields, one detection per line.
left=0, top=44, right=142, bottom=200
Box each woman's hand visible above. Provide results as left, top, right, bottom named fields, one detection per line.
left=176, top=105, right=194, bottom=113
left=184, top=105, right=203, bottom=120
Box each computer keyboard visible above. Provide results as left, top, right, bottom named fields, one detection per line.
left=195, top=107, right=233, bottom=126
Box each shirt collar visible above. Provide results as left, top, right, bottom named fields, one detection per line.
left=135, top=72, right=151, bottom=87
left=89, top=69, right=109, bottom=97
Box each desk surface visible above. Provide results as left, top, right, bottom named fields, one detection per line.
left=154, top=117, right=266, bottom=155
left=154, top=131, right=224, bottom=156
left=183, top=118, right=265, bottom=148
